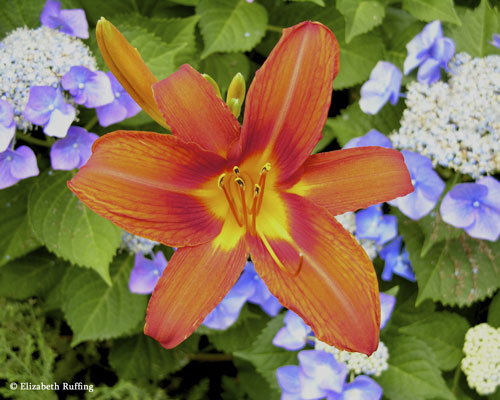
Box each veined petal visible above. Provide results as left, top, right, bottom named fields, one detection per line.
left=145, top=220, right=248, bottom=348
left=153, top=64, right=240, bottom=158
left=239, top=22, right=339, bottom=181
left=289, top=147, right=412, bottom=215
left=96, top=18, right=167, bottom=129
left=250, top=193, right=380, bottom=355
left=68, top=131, right=228, bottom=247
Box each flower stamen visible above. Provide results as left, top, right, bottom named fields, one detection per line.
left=251, top=184, right=260, bottom=234
left=218, top=173, right=242, bottom=226
left=235, top=177, right=248, bottom=229
left=260, top=234, right=304, bottom=277
left=256, top=163, right=271, bottom=214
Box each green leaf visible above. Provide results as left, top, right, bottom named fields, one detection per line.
left=289, top=0, right=325, bottom=6
left=199, top=52, right=251, bottom=95
left=377, top=336, right=454, bottom=400
left=109, top=334, right=191, bottom=381
left=448, top=0, right=500, bottom=57
left=233, top=359, right=280, bottom=400
left=0, top=249, right=69, bottom=300
left=197, top=0, right=268, bottom=58
left=0, top=0, right=45, bottom=39
left=399, top=311, right=469, bottom=371
left=488, top=291, right=500, bottom=328
left=402, top=0, right=461, bottom=25
left=397, top=212, right=500, bottom=307
left=337, top=0, right=386, bottom=43
left=0, top=179, right=40, bottom=267
left=28, top=170, right=122, bottom=284
left=62, top=253, right=148, bottom=345
left=234, top=314, right=298, bottom=392
left=418, top=210, right=462, bottom=257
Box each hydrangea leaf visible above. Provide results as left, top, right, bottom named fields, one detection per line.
left=0, top=179, right=40, bottom=267
left=28, top=170, right=121, bottom=285
left=197, top=0, right=268, bottom=59
left=448, top=0, right=500, bottom=57
left=418, top=210, right=462, bottom=257
left=234, top=314, right=298, bottom=392
left=377, top=336, right=455, bottom=400
left=337, top=0, right=386, bottom=43
left=402, top=0, right=461, bottom=25
left=0, top=0, right=44, bottom=38
left=289, top=0, right=325, bottom=6
left=109, top=334, right=197, bottom=381
left=488, top=291, right=500, bottom=328
left=232, top=359, right=281, bottom=400
left=199, top=53, right=251, bottom=95
left=0, top=248, right=68, bottom=300
left=397, top=211, right=500, bottom=307
left=62, top=253, right=148, bottom=346
left=386, top=293, right=436, bottom=334
left=399, top=311, right=470, bottom=371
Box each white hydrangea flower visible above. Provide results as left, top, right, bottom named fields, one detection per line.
left=314, top=339, right=389, bottom=377
left=121, top=231, right=158, bottom=254
left=390, top=53, right=500, bottom=179
left=335, top=212, right=378, bottom=260
left=461, top=323, right=500, bottom=396
left=0, top=26, right=97, bottom=131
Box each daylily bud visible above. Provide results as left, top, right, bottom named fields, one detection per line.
left=226, top=72, right=246, bottom=118
left=227, top=98, right=241, bottom=118
left=201, top=74, right=222, bottom=99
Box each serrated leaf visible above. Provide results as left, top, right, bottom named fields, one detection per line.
left=488, top=291, right=500, bottom=328
left=377, top=336, right=454, bottom=400
left=234, top=359, right=280, bottom=400
left=28, top=170, right=121, bottom=284
left=109, top=334, right=191, bottom=381
left=448, top=0, right=500, bottom=57
left=0, top=179, right=40, bottom=267
left=197, top=0, right=268, bottom=58
left=0, top=248, right=69, bottom=300
left=73, top=0, right=142, bottom=25
left=234, top=314, right=298, bottom=392
left=337, top=0, right=386, bottom=43
left=418, top=210, right=462, bottom=256
left=62, top=253, right=148, bottom=345
left=199, top=52, right=251, bottom=95
left=397, top=212, right=500, bottom=307
left=387, top=294, right=435, bottom=333
left=289, top=0, right=325, bottom=6
left=0, top=0, right=45, bottom=39
left=399, top=311, right=469, bottom=371
left=402, top=0, right=461, bottom=25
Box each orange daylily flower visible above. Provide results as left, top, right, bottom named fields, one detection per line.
left=69, top=20, right=413, bottom=355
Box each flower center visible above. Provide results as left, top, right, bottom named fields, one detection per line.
left=472, top=200, right=480, bottom=208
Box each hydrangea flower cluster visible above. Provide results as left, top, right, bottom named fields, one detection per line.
left=121, top=231, right=159, bottom=254
left=461, top=323, right=500, bottom=396
left=335, top=212, right=378, bottom=261
left=391, top=53, right=500, bottom=179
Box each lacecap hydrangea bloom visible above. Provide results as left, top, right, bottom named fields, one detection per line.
left=41, top=0, right=89, bottom=39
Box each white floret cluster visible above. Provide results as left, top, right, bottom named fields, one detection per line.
left=390, top=53, right=500, bottom=179
left=335, top=212, right=378, bottom=260
left=314, top=339, right=389, bottom=377
left=121, top=232, right=158, bottom=254
left=0, top=26, right=97, bottom=130
left=461, top=323, right=500, bottom=396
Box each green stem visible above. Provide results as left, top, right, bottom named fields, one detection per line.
left=15, top=132, right=51, bottom=147
left=451, top=363, right=461, bottom=395
left=267, top=24, right=284, bottom=33
left=84, top=115, right=98, bottom=131
left=188, top=353, right=233, bottom=362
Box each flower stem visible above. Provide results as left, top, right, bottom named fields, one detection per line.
left=267, top=24, right=284, bottom=33
left=451, top=363, right=461, bottom=395
left=188, top=353, right=233, bottom=362
left=15, top=132, right=51, bottom=147
left=84, top=115, right=99, bottom=131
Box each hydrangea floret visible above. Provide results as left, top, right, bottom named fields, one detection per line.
left=50, top=126, right=98, bottom=170
left=62, top=66, right=114, bottom=108
left=0, top=146, right=39, bottom=189
left=379, top=236, right=415, bottom=282
left=273, top=310, right=313, bottom=351
left=355, top=205, right=397, bottom=246
left=0, top=99, right=16, bottom=152
left=129, top=251, right=167, bottom=295
left=41, top=0, right=89, bottom=39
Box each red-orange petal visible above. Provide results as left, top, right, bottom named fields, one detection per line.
left=68, top=131, right=228, bottom=247
left=153, top=64, right=240, bottom=158
left=249, top=193, right=380, bottom=355
left=145, top=228, right=248, bottom=348
left=239, top=22, right=339, bottom=181
left=289, top=147, right=413, bottom=216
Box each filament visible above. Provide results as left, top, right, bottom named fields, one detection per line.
left=235, top=177, right=248, bottom=229
left=259, top=234, right=304, bottom=277
left=218, top=173, right=242, bottom=226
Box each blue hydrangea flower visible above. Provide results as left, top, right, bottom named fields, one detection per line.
left=389, top=150, right=444, bottom=220
left=23, top=86, right=75, bottom=138
left=276, top=365, right=302, bottom=400
left=50, top=126, right=98, bottom=170
left=129, top=251, right=167, bottom=294
left=62, top=66, right=114, bottom=108
left=328, top=375, right=382, bottom=400
left=356, top=205, right=397, bottom=246
left=404, top=20, right=455, bottom=84
left=203, top=269, right=255, bottom=330
left=41, top=0, right=89, bottom=39
left=492, top=34, right=500, bottom=49
left=440, top=177, right=500, bottom=242
left=380, top=293, right=396, bottom=330
left=96, top=72, right=141, bottom=127
left=273, top=310, right=313, bottom=351
left=0, top=99, right=16, bottom=153
left=344, top=129, right=393, bottom=149
left=359, top=61, right=402, bottom=115
left=0, top=146, right=39, bottom=189
left=245, top=262, right=283, bottom=316
left=380, top=236, right=415, bottom=282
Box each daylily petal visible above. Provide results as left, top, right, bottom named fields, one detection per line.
left=145, top=221, right=248, bottom=348
left=68, top=131, right=228, bottom=247
left=239, top=21, right=339, bottom=181
left=153, top=65, right=240, bottom=158
left=289, top=147, right=412, bottom=216
left=96, top=18, right=167, bottom=129
left=249, top=193, right=380, bottom=355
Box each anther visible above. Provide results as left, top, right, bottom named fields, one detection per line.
left=218, top=173, right=226, bottom=189
left=257, top=163, right=270, bottom=214
left=233, top=166, right=240, bottom=175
